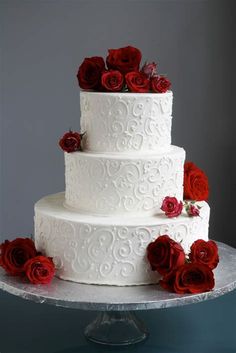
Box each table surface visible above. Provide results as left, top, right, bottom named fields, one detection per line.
left=0, top=241, right=235, bottom=311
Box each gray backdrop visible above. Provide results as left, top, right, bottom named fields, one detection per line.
left=0, top=1, right=235, bottom=352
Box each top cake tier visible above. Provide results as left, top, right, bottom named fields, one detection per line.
left=80, top=91, right=173, bottom=154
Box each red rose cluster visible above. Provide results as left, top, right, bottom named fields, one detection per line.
left=160, top=161, right=209, bottom=219
left=147, top=235, right=219, bottom=294
left=77, top=46, right=171, bottom=93
left=0, top=238, right=55, bottom=285
left=161, top=196, right=200, bottom=218
left=59, top=130, right=84, bottom=153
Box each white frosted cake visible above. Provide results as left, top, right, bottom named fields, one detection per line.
left=35, top=46, right=210, bottom=286
left=34, top=46, right=210, bottom=286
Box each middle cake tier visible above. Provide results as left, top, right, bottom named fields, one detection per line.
left=65, top=145, right=185, bottom=216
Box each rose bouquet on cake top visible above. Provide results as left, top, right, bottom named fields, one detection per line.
left=76, top=46, right=171, bottom=93
left=58, top=45, right=172, bottom=153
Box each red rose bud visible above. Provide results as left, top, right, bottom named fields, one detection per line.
left=59, top=131, right=81, bottom=153
left=160, top=262, right=215, bottom=294
left=141, top=62, right=158, bottom=78
left=184, top=161, right=209, bottom=201
left=0, top=238, right=38, bottom=276
left=151, top=75, right=171, bottom=93
left=24, top=255, right=55, bottom=285
left=125, top=71, right=150, bottom=93
left=77, top=56, right=105, bottom=90
left=161, top=196, right=183, bottom=218
left=106, top=46, right=142, bottom=74
left=187, top=204, right=200, bottom=217
left=147, top=235, right=185, bottom=275
left=101, top=70, right=124, bottom=92
left=189, top=240, right=219, bottom=270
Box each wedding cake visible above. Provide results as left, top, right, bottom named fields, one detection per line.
left=34, top=46, right=210, bottom=286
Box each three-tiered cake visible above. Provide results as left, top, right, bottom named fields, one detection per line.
left=34, top=47, right=210, bottom=286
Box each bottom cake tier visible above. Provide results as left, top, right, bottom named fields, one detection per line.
left=34, top=193, right=210, bottom=286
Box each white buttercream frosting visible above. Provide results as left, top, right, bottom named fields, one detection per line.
left=34, top=193, right=210, bottom=286
left=64, top=146, right=185, bottom=216
left=34, top=89, right=211, bottom=286
left=80, top=91, right=173, bottom=153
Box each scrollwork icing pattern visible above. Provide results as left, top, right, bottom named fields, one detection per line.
left=65, top=148, right=185, bottom=215
left=80, top=91, right=173, bottom=153
left=34, top=196, right=210, bottom=285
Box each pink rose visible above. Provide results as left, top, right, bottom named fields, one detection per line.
left=187, top=204, right=200, bottom=217
left=141, top=62, right=157, bottom=78
left=161, top=196, right=183, bottom=218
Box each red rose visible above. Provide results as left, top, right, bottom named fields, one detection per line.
left=101, top=70, right=124, bottom=92
left=151, top=75, right=171, bottom=93
left=77, top=56, right=105, bottom=90
left=0, top=238, right=38, bottom=276
left=125, top=71, right=150, bottom=93
left=184, top=161, right=198, bottom=174
left=184, top=162, right=209, bottom=201
left=161, top=196, right=183, bottom=218
left=189, top=240, right=219, bottom=270
left=59, top=131, right=81, bottom=153
left=160, top=263, right=215, bottom=294
left=106, top=46, right=142, bottom=74
left=24, top=255, right=55, bottom=285
left=147, top=235, right=185, bottom=275
left=141, top=62, right=158, bottom=78
left=159, top=270, right=177, bottom=292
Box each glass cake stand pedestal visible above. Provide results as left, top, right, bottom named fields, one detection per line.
left=0, top=241, right=236, bottom=348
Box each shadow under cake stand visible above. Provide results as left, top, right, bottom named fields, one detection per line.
left=0, top=241, right=236, bottom=348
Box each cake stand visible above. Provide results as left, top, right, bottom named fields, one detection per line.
left=0, top=241, right=236, bottom=348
